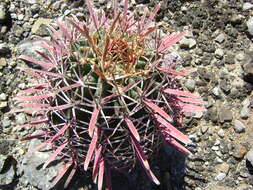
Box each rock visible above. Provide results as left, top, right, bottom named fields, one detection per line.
left=246, top=17, right=253, bottom=36
left=17, top=39, right=48, bottom=68
left=185, top=79, right=196, bottom=92
left=0, top=140, right=15, bottom=155
left=243, top=2, right=253, bottom=11
left=246, top=149, right=253, bottom=166
left=233, top=145, right=247, bottom=159
left=217, top=129, right=225, bottom=138
left=0, top=101, right=7, bottom=109
left=212, top=87, right=221, bottom=98
left=179, top=38, right=196, bottom=49
left=214, top=33, right=225, bottom=43
left=1, top=119, right=11, bottom=128
left=219, top=107, right=233, bottom=123
left=220, top=80, right=231, bottom=94
left=0, top=58, right=6, bottom=69
left=0, top=93, right=6, bottom=100
left=215, top=172, right=226, bottom=181
left=27, top=0, right=39, bottom=4
left=214, top=48, right=224, bottom=59
left=240, top=107, right=249, bottom=119
left=15, top=113, right=26, bottom=125
left=242, top=98, right=251, bottom=107
left=233, top=120, right=246, bottom=133
left=201, top=126, right=208, bottom=134
left=31, top=18, right=52, bottom=35
left=0, top=156, right=16, bottom=186
left=0, top=3, right=7, bottom=23
left=0, top=25, right=8, bottom=34
left=21, top=136, right=65, bottom=190
left=0, top=43, right=10, bottom=55
left=0, top=155, right=8, bottom=172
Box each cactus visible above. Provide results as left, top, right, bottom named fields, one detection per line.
left=13, top=0, right=206, bottom=189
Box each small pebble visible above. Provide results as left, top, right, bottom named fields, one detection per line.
left=240, top=106, right=249, bottom=119
left=219, top=107, right=233, bottom=123
left=0, top=101, right=7, bottom=108
left=215, top=173, right=226, bottom=181
left=185, top=79, right=196, bottom=92
left=212, top=146, right=219, bottom=151
left=179, top=38, right=197, bottom=49
left=201, top=126, right=208, bottom=134
left=217, top=129, right=225, bottom=138
left=0, top=93, right=6, bottom=100
left=233, top=120, right=246, bottom=133
left=212, top=87, right=221, bottom=98
left=215, top=48, right=224, bottom=59
left=15, top=113, right=27, bottom=125
left=214, top=33, right=225, bottom=43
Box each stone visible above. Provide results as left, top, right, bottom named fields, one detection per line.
left=214, top=33, right=225, bottom=43
left=217, top=129, right=225, bottom=138
left=185, top=79, right=196, bottom=92
left=0, top=93, right=6, bottom=100
left=21, top=136, right=65, bottom=190
left=0, top=156, right=16, bottom=185
left=31, top=18, right=52, bottom=35
left=233, top=120, right=246, bottom=133
left=240, top=106, right=249, bottom=119
left=27, top=0, right=39, bottom=4
left=17, top=14, right=25, bottom=21
left=0, top=58, right=6, bottom=69
left=0, top=101, right=7, bottom=108
left=246, top=17, right=253, bottom=36
left=1, top=119, right=11, bottom=128
left=0, top=43, right=10, bottom=54
left=212, top=87, right=221, bottom=98
left=233, top=145, right=247, bottom=159
left=0, top=25, right=8, bottom=34
left=0, top=140, right=15, bottom=155
left=215, top=173, right=226, bottom=181
left=215, top=48, right=224, bottom=59
left=243, top=2, right=253, bottom=11
left=0, top=155, right=8, bottom=172
left=179, top=38, right=196, bottom=49
left=246, top=149, right=253, bottom=166
left=17, top=39, right=49, bottom=68
left=201, top=126, right=208, bottom=134
left=219, top=107, right=233, bottom=123
left=15, top=113, right=26, bottom=125
left=0, top=4, right=7, bottom=23
left=242, top=98, right=251, bottom=107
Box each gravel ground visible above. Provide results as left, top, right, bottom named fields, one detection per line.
left=0, top=0, right=253, bottom=190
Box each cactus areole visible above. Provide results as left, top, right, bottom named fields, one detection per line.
left=13, top=0, right=206, bottom=189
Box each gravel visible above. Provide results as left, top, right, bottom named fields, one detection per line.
left=1, top=0, right=253, bottom=190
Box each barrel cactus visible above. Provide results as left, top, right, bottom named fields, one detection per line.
left=13, top=0, right=206, bottom=189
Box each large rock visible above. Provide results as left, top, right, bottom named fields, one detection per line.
left=21, top=134, right=65, bottom=190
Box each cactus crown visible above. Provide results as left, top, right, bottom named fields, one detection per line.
left=13, top=0, right=206, bottom=189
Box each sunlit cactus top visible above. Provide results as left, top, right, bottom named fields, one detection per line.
left=13, top=0, right=206, bottom=189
